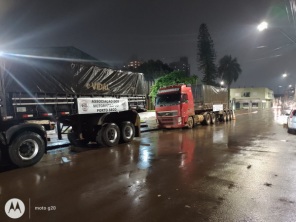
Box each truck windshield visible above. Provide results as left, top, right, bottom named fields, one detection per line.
left=156, top=93, right=181, bottom=106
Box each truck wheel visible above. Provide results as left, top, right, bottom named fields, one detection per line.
left=226, top=111, right=230, bottom=122
left=187, top=117, right=194, bottom=129
left=228, top=111, right=232, bottom=121
left=8, top=132, right=45, bottom=167
left=229, top=111, right=233, bottom=120
left=120, top=121, right=135, bottom=143
left=221, top=112, right=227, bottom=122
left=68, top=132, right=89, bottom=147
left=96, top=129, right=105, bottom=146
left=211, top=113, right=216, bottom=124
left=203, top=113, right=211, bottom=125
left=101, top=123, right=120, bottom=147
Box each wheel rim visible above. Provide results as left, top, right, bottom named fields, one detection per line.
left=18, top=139, right=39, bottom=160
left=124, top=126, right=133, bottom=139
left=107, top=128, right=118, bottom=143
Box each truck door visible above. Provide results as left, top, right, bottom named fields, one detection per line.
left=181, top=93, right=194, bottom=116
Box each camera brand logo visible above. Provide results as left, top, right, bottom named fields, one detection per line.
left=4, top=198, right=25, bottom=219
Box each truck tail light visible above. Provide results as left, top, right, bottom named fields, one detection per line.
left=22, top=114, right=33, bottom=118
left=60, top=112, right=69, bottom=115
left=41, top=113, right=53, bottom=116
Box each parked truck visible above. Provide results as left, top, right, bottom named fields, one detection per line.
left=0, top=53, right=146, bottom=167
left=155, top=83, right=234, bottom=129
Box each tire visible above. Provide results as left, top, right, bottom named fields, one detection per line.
left=101, top=123, right=120, bottom=147
left=229, top=111, right=233, bottom=120
left=203, top=113, right=211, bottom=125
left=8, top=132, right=45, bottom=167
left=96, top=128, right=105, bottom=146
left=220, top=112, right=227, bottom=122
left=67, top=132, right=89, bottom=147
left=226, top=111, right=230, bottom=122
left=211, top=113, right=216, bottom=124
left=120, top=121, right=135, bottom=143
left=187, top=116, right=194, bottom=129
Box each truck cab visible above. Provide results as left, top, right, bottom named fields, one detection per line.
left=155, top=84, right=194, bottom=128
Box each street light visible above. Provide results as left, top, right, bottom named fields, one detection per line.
left=257, top=21, right=296, bottom=44
left=257, top=21, right=268, bottom=32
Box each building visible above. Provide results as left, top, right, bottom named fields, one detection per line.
left=230, top=87, right=274, bottom=109
left=126, top=60, right=143, bottom=69
left=169, top=57, right=190, bottom=76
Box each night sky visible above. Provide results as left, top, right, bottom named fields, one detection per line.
left=0, top=0, right=296, bottom=93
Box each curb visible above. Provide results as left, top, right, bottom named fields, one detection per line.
left=141, top=128, right=159, bottom=133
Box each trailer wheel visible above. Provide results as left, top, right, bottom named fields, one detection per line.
left=8, top=132, right=45, bottom=167
left=221, top=112, right=227, bottom=122
left=203, top=113, right=211, bottom=125
left=227, top=111, right=232, bottom=121
left=187, top=116, right=194, bottom=129
left=96, top=129, right=105, bottom=146
left=68, top=132, right=89, bottom=147
left=120, top=121, right=135, bottom=143
left=211, top=113, right=216, bottom=124
left=101, top=123, right=120, bottom=147
left=228, top=111, right=232, bottom=121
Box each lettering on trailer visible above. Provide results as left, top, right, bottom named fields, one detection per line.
left=85, top=83, right=109, bottom=91
left=77, top=98, right=128, bottom=114
left=158, top=88, right=180, bottom=94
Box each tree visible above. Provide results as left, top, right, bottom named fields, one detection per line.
left=137, top=60, right=172, bottom=81
left=197, top=23, right=217, bottom=85
left=218, top=55, right=242, bottom=105
left=149, top=71, right=198, bottom=103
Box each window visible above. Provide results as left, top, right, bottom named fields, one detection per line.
left=181, top=94, right=188, bottom=103
left=252, top=103, right=258, bottom=108
left=242, top=92, right=250, bottom=97
left=243, top=103, right=249, bottom=107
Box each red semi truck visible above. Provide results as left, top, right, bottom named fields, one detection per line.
left=155, top=83, right=234, bottom=129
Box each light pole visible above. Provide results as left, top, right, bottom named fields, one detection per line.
left=257, top=21, right=296, bottom=103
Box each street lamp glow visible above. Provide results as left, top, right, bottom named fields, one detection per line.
left=220, top=81, right=224, bottom=86
left=282, top=73, right=287, bottom=78
left=257, top=21, right=268, bottom=31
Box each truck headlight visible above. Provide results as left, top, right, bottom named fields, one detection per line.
left=178, top=117, right=182, bottom=124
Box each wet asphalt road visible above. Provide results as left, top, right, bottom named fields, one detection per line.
left=1, top=109, right=296, bottom=222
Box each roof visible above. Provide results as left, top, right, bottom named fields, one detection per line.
left=5, top=46, right=111, bottom=68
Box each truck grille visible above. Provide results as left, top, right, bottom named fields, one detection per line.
left=157, top=111, right=178, bottom=117
left=158, top=117, right=177, bottom=125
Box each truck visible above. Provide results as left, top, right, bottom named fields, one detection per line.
left=0, top=53, right=146, bottom=167
left=155, top=83, right=234, bottom=129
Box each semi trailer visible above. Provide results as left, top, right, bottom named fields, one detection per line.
left=0, top=53, right=146, bottom=167
left=155, top=83, right=234, bottom=129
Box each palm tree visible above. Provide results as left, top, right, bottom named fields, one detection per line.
left=218, top=55, right=242, bottom=108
